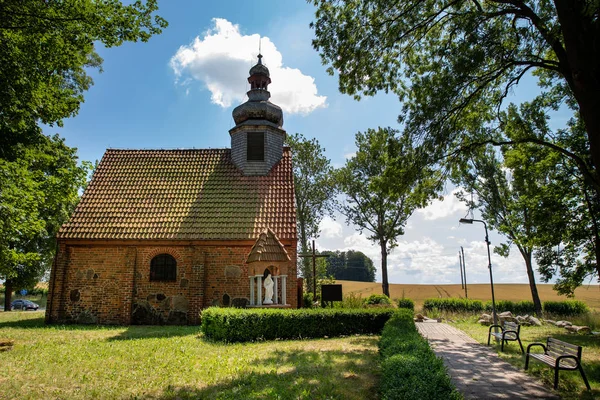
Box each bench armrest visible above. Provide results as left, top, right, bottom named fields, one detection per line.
left=488, top=324, right=503, bottom=333
left=502, top=329, right=518, bottom=336
left=526, top=342, right=547, bottom=354
left=556, top=355, right=580, bottom=368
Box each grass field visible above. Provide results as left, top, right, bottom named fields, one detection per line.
left=451, top=316, right=600, bottom=399
left=0, top=312, right=380, bottom=400
left=338, top=281, right=600, bottom=311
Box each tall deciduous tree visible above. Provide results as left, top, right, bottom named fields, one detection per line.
left=286, top=133, right=337, bottom=292
left=0, top=0, right=168, bottom=157
left=311, top=0, right=599, bottom=194
left=335, top=127, right=440, bottom=296
left=0, top=1, right=166, bottom=308
left=322, top=250, right=376, bottom=282
left=1, top=135, right=91, bottom=310
left=534, top=116, right=600, bottom=295
left=453, top=103, right=563, bottom=316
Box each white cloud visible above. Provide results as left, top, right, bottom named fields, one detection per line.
left=417, top=188, right=469, bottom=221
left=319, top=216, right=343, bottom=239
left=170, top=18, right=327, bottom=115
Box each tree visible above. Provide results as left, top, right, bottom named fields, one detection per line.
left=323, top=250, right=376, bottom=282
left=1, top=135, right=91, bottom=310
left=335, top=127, right=440, bottom=296
left=286, top=133, right=337, bottom=293
left=0, top=0, right=168, bottom=157
left=311, top=0, right=599, bottom=195
left=453, top=102, right=564, bottom=316
left=456, top=99, right=599, bottom=299
left=0, top=1, right=166, bottom=308
left=534, top=115, right=600, bottom=295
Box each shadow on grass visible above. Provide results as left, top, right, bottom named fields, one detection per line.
left=0, top=315, right=46, bottom=329
left=154, top=347, right=379, bottom=400
left=0, top=316, right=199, bottom=342
left=106, top=325, right=200, bottom=341
left=490, top=330, right=600, bottom=399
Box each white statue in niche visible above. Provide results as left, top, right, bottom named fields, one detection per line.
left=263, top=273, right=274, bottom=304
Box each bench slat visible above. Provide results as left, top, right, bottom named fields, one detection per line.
left=548, top=338, right=580, bottom=350
left=529, top=354, right=578, bottom=369
left=526, top=337, right=590, bottom=391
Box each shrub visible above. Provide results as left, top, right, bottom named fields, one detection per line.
left=424, top=298, right=589, bottom=317
left=484, top=300, right=535, bottom=315
left=201, top=307, right=394, bottom=342
left=364, top=294, right=392, bottom=305
left=334, top=292, right=365, bottom=309
left=423, top=298, right=483, bottom=313
left=379, top=309, right=462, bottom=400
left=543, top=300, right=589, bottom=316
left=302, top=292, right=315, bottom=308
left=397, top=298, right=415, bottom=311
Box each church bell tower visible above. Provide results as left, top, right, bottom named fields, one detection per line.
left=230, top=54, right=286, bottom=176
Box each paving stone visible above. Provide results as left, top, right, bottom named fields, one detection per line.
left=417, top=322, right=560, bottom=399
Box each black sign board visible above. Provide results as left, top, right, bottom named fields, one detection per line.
left=321, top=284, right=343, bottom=302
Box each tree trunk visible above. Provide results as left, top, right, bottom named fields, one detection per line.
left=380, top=241, right=389, bottom=297
left=554, top=0, right=600, bottom=193
left=520, top=248, right=543, bottom=317
left=299, top=221, right=311, bottom=293
left=4, top=279, right=13, bottom=312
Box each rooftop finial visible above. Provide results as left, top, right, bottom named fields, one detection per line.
left=258, top=37, right=263, bottom=64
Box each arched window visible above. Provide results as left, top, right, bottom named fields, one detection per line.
left=150, top=254, right=177, bottom=282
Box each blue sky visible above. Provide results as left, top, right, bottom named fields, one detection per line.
left=45, top=0, right=572, bottom=288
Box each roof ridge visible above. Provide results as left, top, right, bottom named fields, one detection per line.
left=105, top=148, right=231, bottom=151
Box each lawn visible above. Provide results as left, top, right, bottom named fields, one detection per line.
left=451, top=316, right=600, bottom=400
left=0, top=312, right=380, bottom=400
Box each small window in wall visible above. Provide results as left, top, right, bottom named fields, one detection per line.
left=247, top=132, right=265, bottom=161
left=150, top=254, right=177, bottom=282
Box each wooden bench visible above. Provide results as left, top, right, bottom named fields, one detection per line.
left=487, top=320, right=524, bottom=353
left=525, top=337, right=591, bottom=390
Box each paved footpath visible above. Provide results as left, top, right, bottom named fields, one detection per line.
left=416, top=321, right=560, bottom=399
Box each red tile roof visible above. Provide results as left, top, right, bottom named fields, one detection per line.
left=246, top=228, right=291, bottom=263
left=58, top=149, right=297, bottom=241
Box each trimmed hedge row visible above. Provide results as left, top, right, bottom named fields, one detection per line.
left=423, top=298, right=484, bottom=313
left=484, top=300, right=536, bottom=315
left=543, top=300, right=589, bottom=316
left=423, top=298, right=589, bottom=316
left=379, top=309, right=462, bottom=400
left=201, top=307, right=395, bottom=342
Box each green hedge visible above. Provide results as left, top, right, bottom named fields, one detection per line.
left=201, top=307, right=395, bottom=342
left=423, top=298, right=484, bottom=313
left=424, top=298, right=589, bottom=316
left=364, top=294, right=392, bottom=305
left=397, top=298, right=415, bottom=311
left=484, top=300, right=535, bottom=315
left=543, top=300, right=588, bottom=316
left=379, top=309, right=462, bottom=400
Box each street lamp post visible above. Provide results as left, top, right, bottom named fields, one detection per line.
left=459, top=218, right=498, bottom=327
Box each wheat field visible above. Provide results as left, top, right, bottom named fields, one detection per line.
left=337, top=280, right=600, bottom=311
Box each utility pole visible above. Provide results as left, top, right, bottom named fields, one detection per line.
left=461, top=246, right=468, bottom=299
left=298, top=240, right=329, bottom=301
left=459, top=251, right=464, bottom=289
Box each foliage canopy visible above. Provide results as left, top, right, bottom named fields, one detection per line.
left=0, top=0, right=168, bottom=156
left=311, top=0, right=600, bottom=193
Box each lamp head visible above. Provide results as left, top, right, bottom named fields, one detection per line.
left=459, top=218, right=474, bottom=224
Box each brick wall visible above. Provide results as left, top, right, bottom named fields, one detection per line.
left=46, top=241, right=297, bottom=325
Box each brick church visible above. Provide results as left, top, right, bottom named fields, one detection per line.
left=45, top=55, right=298, bottom=325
